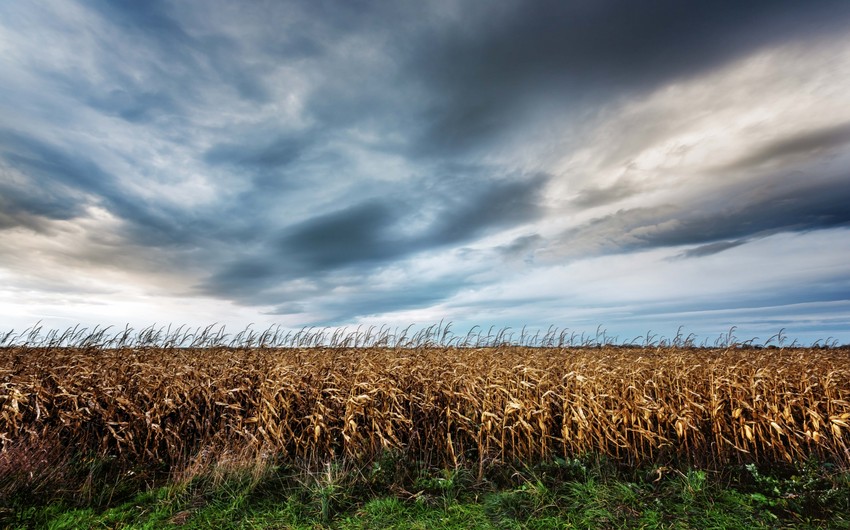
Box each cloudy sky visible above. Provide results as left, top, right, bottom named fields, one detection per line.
left=2, top=0, right=850, bottom=344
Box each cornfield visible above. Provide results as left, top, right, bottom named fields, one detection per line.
left=2, top=344, right=849, bottom=478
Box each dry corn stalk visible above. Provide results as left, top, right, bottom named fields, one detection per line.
left=0, top=345, right=848, bottom=471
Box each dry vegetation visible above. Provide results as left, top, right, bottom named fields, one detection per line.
left=2, top=343, right=849, bottom=488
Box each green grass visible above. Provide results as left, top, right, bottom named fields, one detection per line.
left=5, top=455, right=849, bottom=529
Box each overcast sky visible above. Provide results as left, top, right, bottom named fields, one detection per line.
left=2, top=0, right=850, bottom=344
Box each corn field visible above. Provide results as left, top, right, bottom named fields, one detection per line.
left=2, top=344, right=849, bottom=476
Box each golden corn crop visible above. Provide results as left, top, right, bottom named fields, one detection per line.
left=1, top=346, right=848, bottom=471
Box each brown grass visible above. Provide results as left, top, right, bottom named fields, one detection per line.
left=2, top=346, right=849, bottom=479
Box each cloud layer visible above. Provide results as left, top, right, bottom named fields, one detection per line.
left=2, top=0, right=850, bottom=341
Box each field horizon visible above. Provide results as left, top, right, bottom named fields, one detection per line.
left=3, top=321, right=846, bottom=350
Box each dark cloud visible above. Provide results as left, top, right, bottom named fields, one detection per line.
left=0, top=130, right=226, bottom=251
left=279, top=200, right=405, bottom=270
left=677, top=240, right=748, bottom=259
left=269, top=275, right=465, bottom=325
left=204, top=134, right=312, bottom=170
left=85, top=90, right=178, bottom=124
left=725, top=122, right=850, bottom=171
left=556, top=174, right=850, bottom=257
left=203, top=258, right=284, bottom=301
left=210, top=253, right=476, bottom=324
left=0, top=167, right=86, bottom=232
left=425, top=173, right=548, bottom=245
left=0, top=196, right=70, bottom=233
left=203, top=173, right=547, bottom=303
left=411, top=0, right=850, bottom=155
left=643, top=177, right=850, bottom=247
left=0, top=130, right=107, bottom=229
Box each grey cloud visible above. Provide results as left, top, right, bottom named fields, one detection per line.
left=62, top=0, right=274, bottom=122
left=90, top=0, right=191, bottom=45
left=204, top=134, right=312, bottom=170
left=410, top=0, right=850, bottom=156
left=571, top=179, right=644, bottom=208
left=644, top=178, right=850, bottom=247
left=279, top=200, right=406, bottom=270
left=0, top=131, right=107, bottom=191
left=498, top=234, right=545, bottom=258
left=0, top=127, right=223, bottom=283
left=0, top=163, right=87, bottom=232
left=0, top=196, right=74, bottom=233
left=269, top=276, right=465, bottom=325
left=283, top=172, right=548, bottom=264
left=203, top=173, right=548, bottom=302
left=725, top=122, right=850, bottom=171
left=677, top=240, right=748, bottom=259
left=85, top=89, right=178, bottom=124
left=554, top=174, right=850, bottom=257
left=212, top=257, right=473, bottom=324
left=0, top=130, right=229, bottom=252
left=266, top=302, right=307, bottom=316
left=260, top=31, right=325, bottom=61
left=425, top=173, right=548, bottom=245
left=203, top=258, right=284, bottom=301
left=0, top=131, right=107, bottom=229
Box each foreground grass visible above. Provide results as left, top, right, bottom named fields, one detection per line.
left=7, top=456, right=850, bottom=529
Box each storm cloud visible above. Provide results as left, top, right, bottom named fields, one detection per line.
left=410, top=0, right=850, bottom=155
left=204, top=172, right=547, bottom=303
left=548, top=172, right=850, bottom=259
left=1, top=1, right=850, bottom=340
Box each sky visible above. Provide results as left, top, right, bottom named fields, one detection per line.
left=1, top=0, right=850, bottom=345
